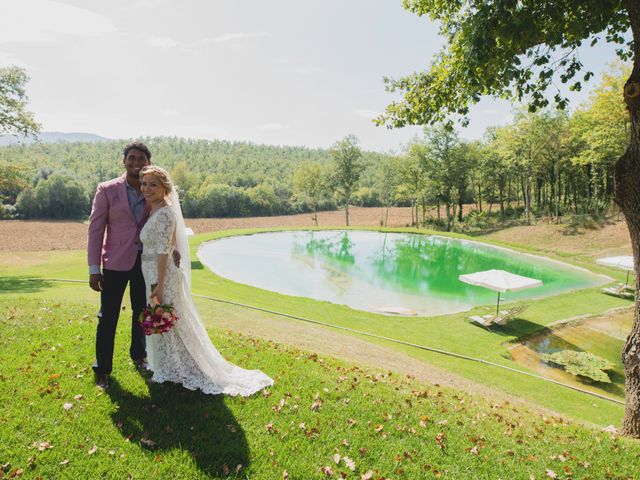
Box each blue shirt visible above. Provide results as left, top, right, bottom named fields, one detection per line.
left=125, top=179, right=146, bottom=225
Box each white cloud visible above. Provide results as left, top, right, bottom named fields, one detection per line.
left=211, top=32, right=270, bottom=44
left=0, top=0, right=117, bottom=43
left=147, top=36, right=178, bottom=49
left=258, top=123, right=290, bottom=131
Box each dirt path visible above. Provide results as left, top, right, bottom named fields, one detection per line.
left=199, top=298, right=564, bottom=417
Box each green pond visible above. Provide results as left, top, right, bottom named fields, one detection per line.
left=510, top=311, right=632, bottom=399
left=197, top=230, right=606, bottom=316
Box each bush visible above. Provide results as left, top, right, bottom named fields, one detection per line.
left=540, top=350, right=614, bottom=383
left=0, top=204, right=17, bottom=219
left=15, top=173, right=89, bottom=219
left=351, top=187, right=380, bottom=207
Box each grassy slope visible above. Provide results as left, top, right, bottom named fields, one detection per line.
left=0, top=224, right=633, bottom=426
left=2, top=299, right=639, bottom=479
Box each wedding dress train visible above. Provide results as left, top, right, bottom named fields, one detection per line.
left=140, top=204, right=273, bottom=396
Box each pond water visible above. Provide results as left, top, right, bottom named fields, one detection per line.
left=197, top=230, right=606, bottom=316
left=509, top=310, right=632, bottom=399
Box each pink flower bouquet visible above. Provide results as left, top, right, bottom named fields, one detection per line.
left=139, top=303, right=179, bottom=335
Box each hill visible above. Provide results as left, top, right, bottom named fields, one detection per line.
left=1, top=298, right=639, bottom=479
left=0, top=131, right=109, bottom=146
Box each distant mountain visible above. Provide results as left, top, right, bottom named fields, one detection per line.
left=0, top=131, right=110, bottom=146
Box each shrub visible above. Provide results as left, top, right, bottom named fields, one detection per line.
left=15, top=173, right=89, bottom=219
left=540, top=350, right=615, bottom=383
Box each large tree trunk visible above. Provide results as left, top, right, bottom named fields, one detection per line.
left=619, top=0, right=640, bottom=437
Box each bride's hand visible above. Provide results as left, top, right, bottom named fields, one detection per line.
left=150, top=285, right=164, bottom=305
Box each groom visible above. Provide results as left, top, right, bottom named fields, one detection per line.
left=87, top=141, right=152, bottom=389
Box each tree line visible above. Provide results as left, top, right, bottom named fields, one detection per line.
left=0, top=63, right=628, bottom=227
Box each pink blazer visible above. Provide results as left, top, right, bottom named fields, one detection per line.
left=87, top=174, right=149, bottom=272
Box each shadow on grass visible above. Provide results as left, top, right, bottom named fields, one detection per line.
left=469, top=316, right=546, bottom=338
left=0, top=276, right=54, bottom=293
left=107, top=378, right=249, bottom=476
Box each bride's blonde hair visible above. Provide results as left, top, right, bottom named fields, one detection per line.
left=140, top=165, right=173, bottom=195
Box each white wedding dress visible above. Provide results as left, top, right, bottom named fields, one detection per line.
left=140, top=203, right=273, bottom=396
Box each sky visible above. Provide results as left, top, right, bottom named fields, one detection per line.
left=0, top=0, right=625, bottom=153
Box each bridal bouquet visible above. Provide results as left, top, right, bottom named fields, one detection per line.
left=139, top=303, right=179, bottom=335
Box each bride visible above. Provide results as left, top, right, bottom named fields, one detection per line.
left=138, top=165, right=273, bottom=396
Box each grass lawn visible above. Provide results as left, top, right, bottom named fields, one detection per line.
left=1, top=298, right=640, bottom=479
left=0, top=226, right=634, bottom=429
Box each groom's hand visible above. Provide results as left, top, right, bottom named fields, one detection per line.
left=89, top=273, right=103, bottom=292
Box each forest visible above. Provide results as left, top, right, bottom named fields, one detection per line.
left=0, top=63, right=628, bottom=231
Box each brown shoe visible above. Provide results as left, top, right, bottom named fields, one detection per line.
left=95, top=373, right=109, bottom=390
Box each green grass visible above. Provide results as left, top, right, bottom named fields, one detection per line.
left=2, top=298, right=640, bottom=479
left=0, top=227, right=634, bottom=427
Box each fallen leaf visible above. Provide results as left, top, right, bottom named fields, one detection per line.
left=311, top=394, right=323, bottom=412
left=435, top=432, right=446, bottom=450
left=361, top=471, right=374, bottom=480
left=545, top=469, right=557, bottom=479
left=63, top=402, right=73, bottom=411
left=343, top=456, right=355, bottom=471
left=320, top=465, right=334, bottom=477
left=59, top=460, right=69, bottom=466
left=34, top=441, right=52, bottom=452
left=469, top=445, right=479, bottom=455
left=140, top=437, right=157, bottom=447
left=74, top=394, right=84, bottom=401
left=333, top=453, right=341, bottom=464
left=283, top=470, right=289, bottom=480
left=88, top=445, right=98, bottom=455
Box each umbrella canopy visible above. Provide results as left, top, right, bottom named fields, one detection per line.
left=596, top=256, right=634, bottom=271
left=596, top=255, right=634, bottom=286
left=459, top=269, right=543, bottom=293
left=459, top=269, right=543, bottom=315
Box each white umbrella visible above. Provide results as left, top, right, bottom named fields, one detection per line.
left=596, top=255, right=634, bottom=286
left=459, top=269, right=543, bottom=315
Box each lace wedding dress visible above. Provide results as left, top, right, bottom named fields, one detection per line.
left=140, top=204, right=273, bottom=396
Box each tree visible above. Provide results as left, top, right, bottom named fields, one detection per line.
left=422, top=125, right=465, bottom=231
left=15, top=173, right=89, bottom=219
left=330, top=135, right=364, bottom=226
left=570, top=62, right=631, bottom=213
left=0, top=163, right=29, bottom=204
left=373, top=156, right=401, bottom=226
left=293, top=161, right=330, bottom=225
left=0, top=66, right=40, bottom=137
left=378, top=0, right=640, bottom=436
